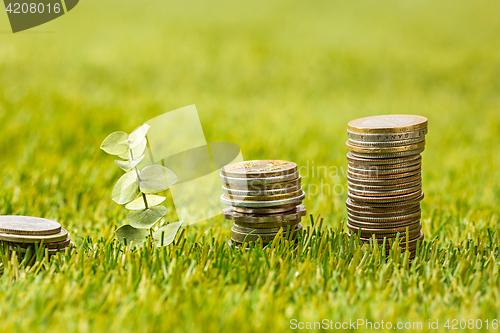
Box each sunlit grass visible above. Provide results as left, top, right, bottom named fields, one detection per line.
left=0, top=0, right=499, bottom=331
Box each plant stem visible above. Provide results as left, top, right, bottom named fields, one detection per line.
left=142, top=193, right=149, bottom=209
left=129, top=147, right=149, bottom=209
left=129, top=149, right=141, bottom=180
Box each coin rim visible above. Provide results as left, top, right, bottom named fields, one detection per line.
left=0, top=216, right=62, bottom=236
left=347, top=128, right=428, bottom=142
left=220, top=191, right=305, bottom=208
left=221, top=160, right=297, bottom=178
left=347, top=115, right=428, bottom=134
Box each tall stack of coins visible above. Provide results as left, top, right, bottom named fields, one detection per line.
left=0, top=216, right=73, bottom=256
left=220, top=160, right=306, bottom=248
left=346, top=115, right=428, bottom=258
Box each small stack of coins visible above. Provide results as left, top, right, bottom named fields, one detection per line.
left=345, top=115, right=428, bottom=257
left=220, top=160, right=307, bottom=248
left=0, top=216, right=73, bottom=256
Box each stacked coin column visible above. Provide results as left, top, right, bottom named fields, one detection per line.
left=220, top=160, right=307, bottom=249
left=345, top=115, right=428, bottom=258
left=0, top=216, right=73, bottom=257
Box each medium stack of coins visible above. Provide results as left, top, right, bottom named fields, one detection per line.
left=346, top=115, right=428, bottom=258
left=220, top=160, right=306, bottom=248
left=0, top=216, right=73, bottom=256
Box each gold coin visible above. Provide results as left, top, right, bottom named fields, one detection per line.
left=5, top=236, right=72, bottom=249
left=347, top=128, right=428, bottom=142
left=220, top=171, right=299, bottom=185
left=0, top=228, right=69, bottom=244
left=347, top=222, right=421, bottom=238
left=346, top=140, right=425, bottom=154
left=221, top=160, right=297, bottom=178
left=5, top=241, right=74, bottom=254
left=354, top=231, right=424, bottom=246
left=231, top=223, right=302, bottom=243
left=348, top=115, right=428, bottom=134
left=232, top=223, right=299, bottom=234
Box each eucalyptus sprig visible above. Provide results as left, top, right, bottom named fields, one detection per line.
left=101, top=124, right=183, bottom=247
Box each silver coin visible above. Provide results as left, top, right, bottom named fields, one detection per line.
left=347, top=209, right=421, bottom=223
left=347, top=179, right=421, bottom=191
left=223, top=189, right=303, bottom=202
left=0, top=216, right=62, bottom=236
left=220, top=171, right=299, bottom=185
left=347, top=168, right=421, bottom=180
left=348, top=164, right=421, bottom=175
left=346, top=205, right=420, bottom=217
left=349, top=148, right=425, bottom=159
left=220, top=191, right=305, bottom=208
left=347, top=128, right=427, bottom=142
left=222, top=184, right=301, bottom=197
left=224, top=205, right=306, bottom=223
left=223, top=177, right=301, bottom=191
left=347, top=173, right=421, bottom=186
left=348, top=157, right=421, bottom=170
left=348, top=192, right=425, bottom=208
left=348, top=189, right=422, bottom=204
left=348, top=137, right=425, bottom=148
left=348, top=184, right=422, bottom=197
left=346, top=152, right=422, bottom=165
left=346, top=198, right=421, bottom=212
left=233, top=204, right=300, bottom=214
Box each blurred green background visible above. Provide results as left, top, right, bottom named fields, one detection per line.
left=1, top=0, right=500, bottom=332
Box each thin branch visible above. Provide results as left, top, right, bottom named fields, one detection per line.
left=130, top=146, right=149, bottom=210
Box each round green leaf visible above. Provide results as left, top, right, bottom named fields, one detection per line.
left=118, top=138, right=147, bottom=160
left=128, top=124, right=150, bottom=149
left=112, top=170, right=140, bottom=205
left=101, top=131, right=129, bottom=155
left=125, top=195, right=166, bottom=210
left=115, top=225, right=149, bottom=247
left=127, top=205, right=168, bottom=229
left=139, top=165, right=178, bottom=194
left=114, top=154, right=145, bottom=172
left=153, top=221, right=183, bottom=247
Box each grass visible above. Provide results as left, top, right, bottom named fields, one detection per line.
left=0, top=0, right=500, bottom=331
